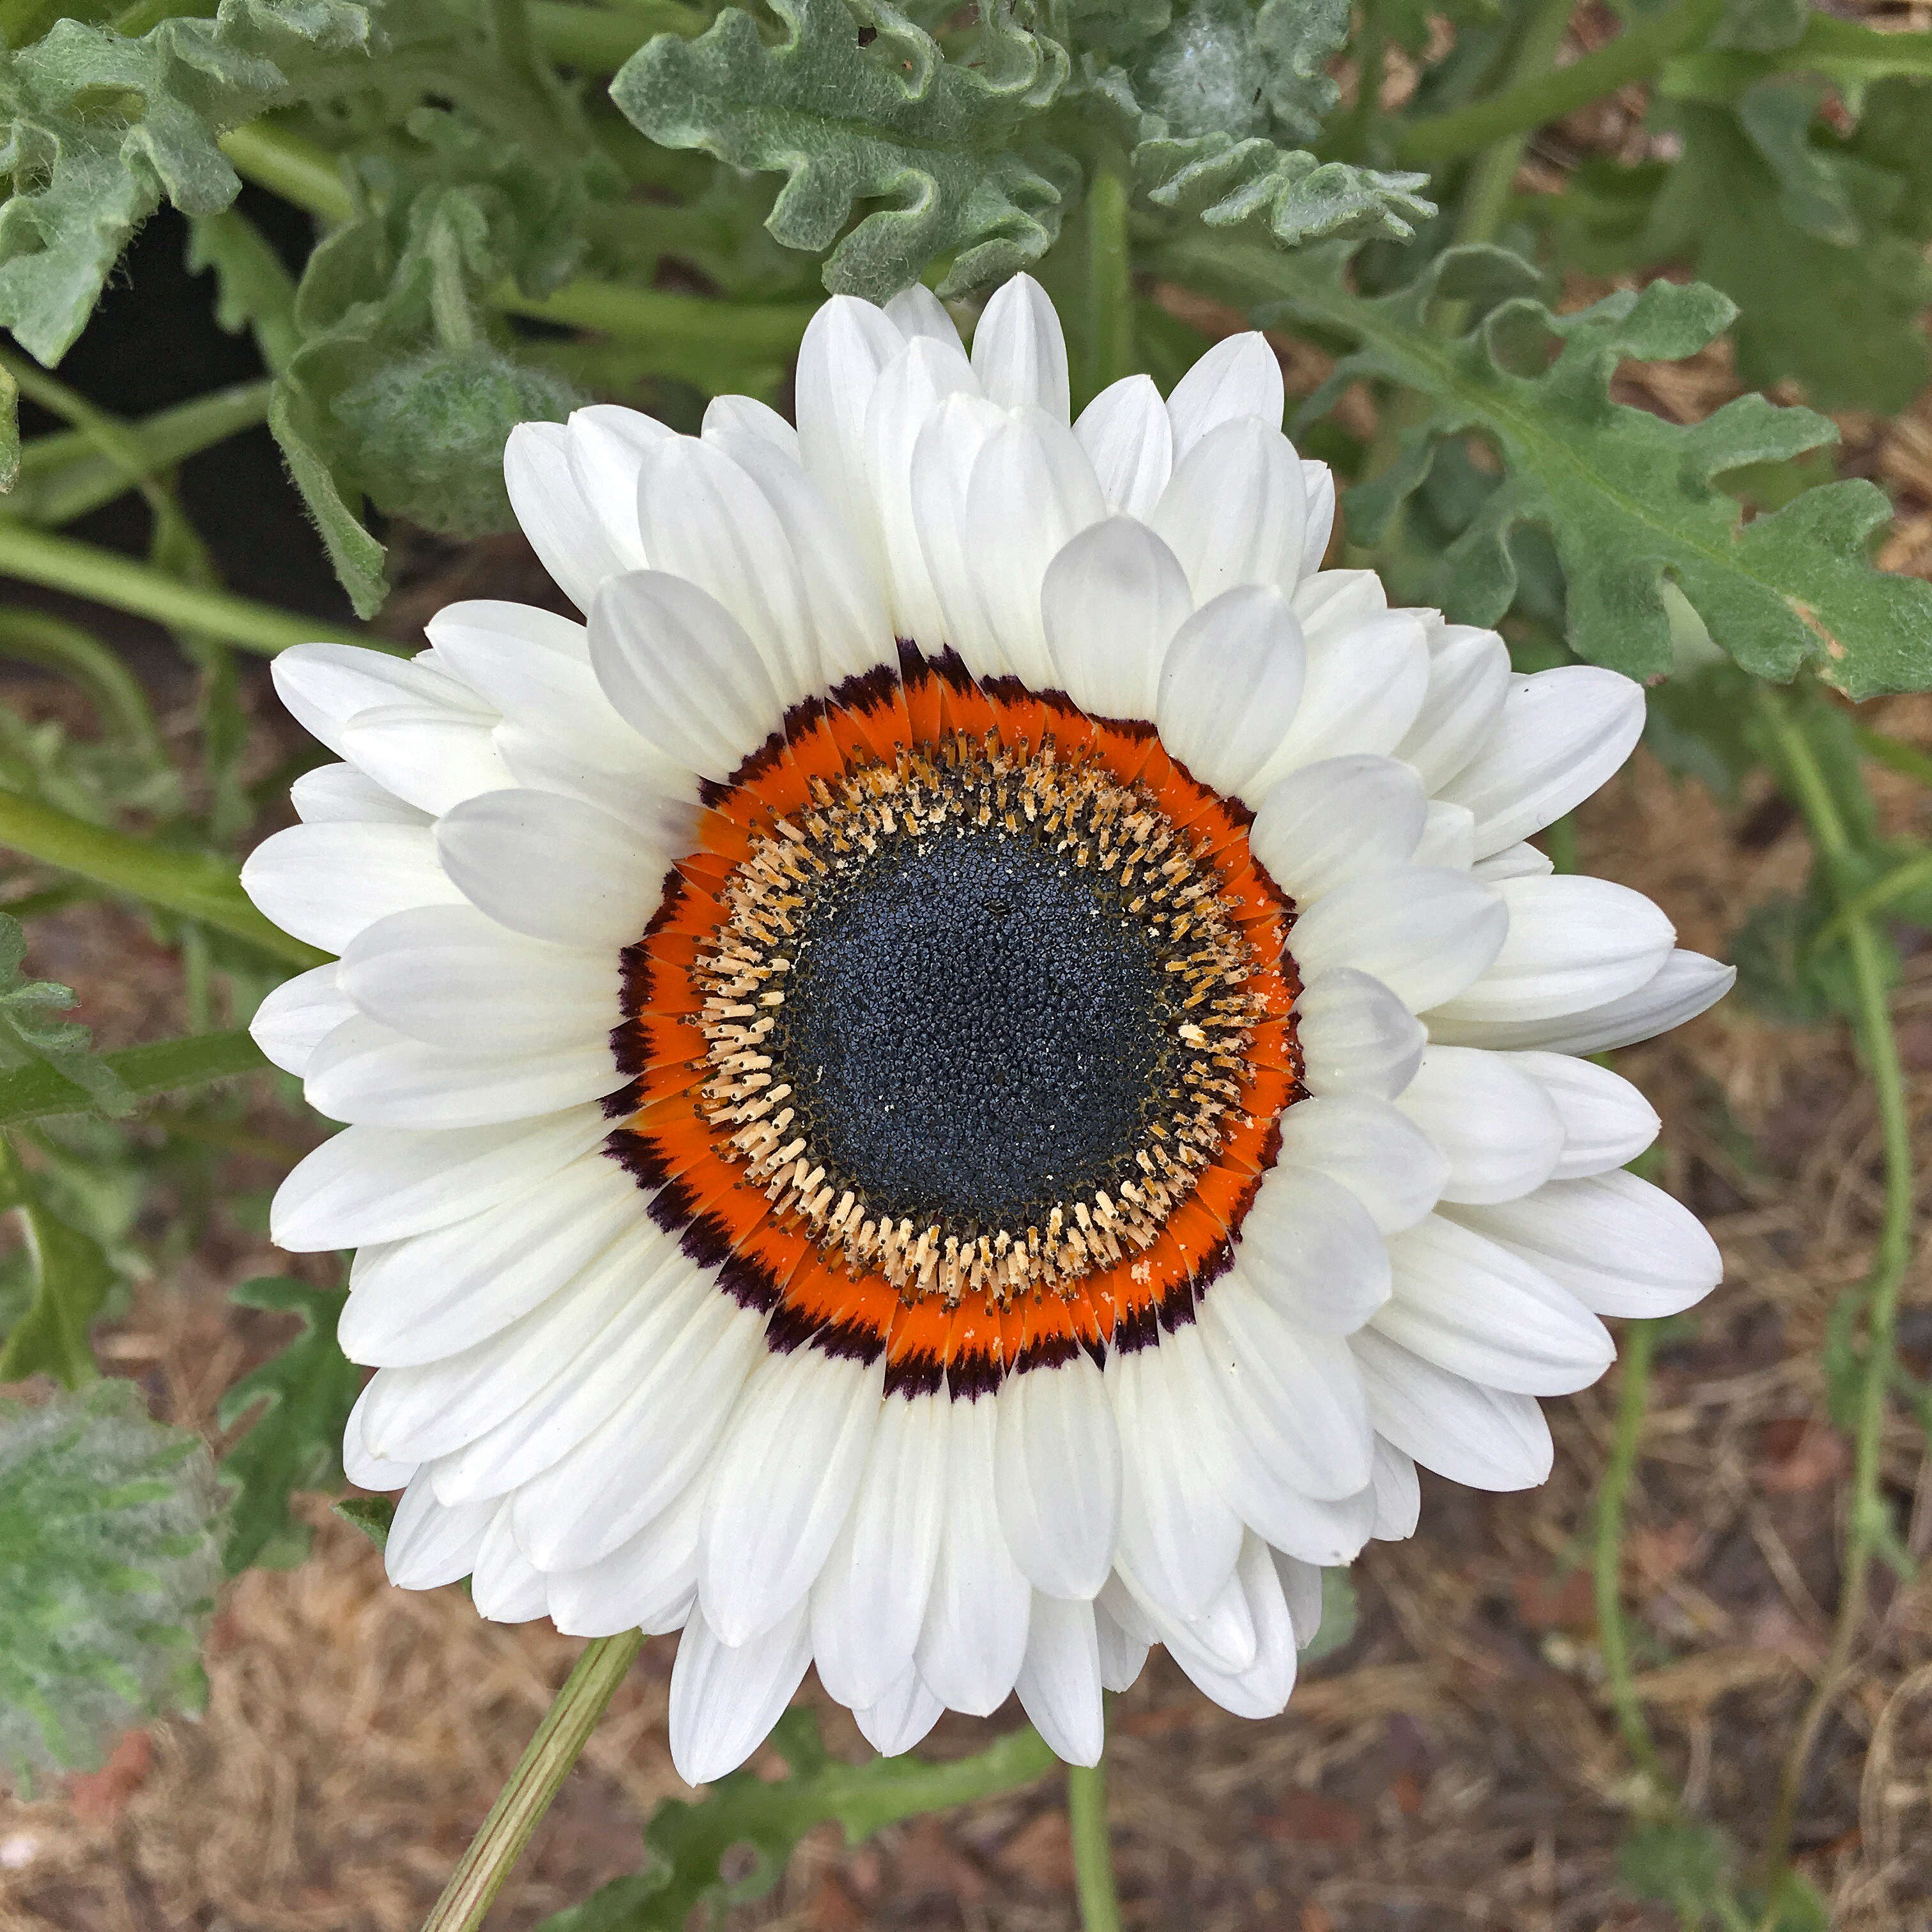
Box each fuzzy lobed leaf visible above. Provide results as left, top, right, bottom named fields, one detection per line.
left=215, top=1275, right=362, bottom=1573
left=0, top=910, right=132, bottom=1117
left=612, top=0, right=1079, bottom=301
left=1171, top=237, right=1932, bottom=698
left=0, top=1378, right=226, bottom=1786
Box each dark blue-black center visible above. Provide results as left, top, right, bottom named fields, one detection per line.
left=775, top=820, right=1179, bottom=1232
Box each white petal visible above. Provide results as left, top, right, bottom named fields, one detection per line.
left=794, top=295, right=906, bottom=584
left=340, top=1151, right=642, bottom=1366
left=471, top=1504, right=552, bottom=1623
left=885, top=282, right=963, bottom=351
left=1413, top=800, right=1476, bottom=873
left=1293, top=967, right=1427, bottom=1102
left=699, top=1348, right=884, bottom=1644
left=1273, top=1549, right=1325, bottom=1649
left=811, top=1392, right=949, bottom=1710
left=1369, top=1436, right=1420, bottom=1540
left=504, top=421, right=638, bottom=613
left=305, top=1013, right=622, bottom=1130
left=1235, top=1168, right=1390, bottom=1333
left=1446, top=1172, right=1722, bottom=1319
left=637, top=435, right=821, bottom=705
left=669, top=1602, right=813, bottom=1786
left=1375, top=1215, right=1614, bottom=1396
left=1107, top=1339, right=1243, bottom=1621
left=1015, top=1594, right=1104, bottom=1767
left=915, top=1395, right=1032, bottom=1715
left=1299, top=463, right=1336, bottom=578
left=1395, top=1045, right=1565, bottom=1205
left=1245, top=611, right=1432, bottom=793
left=241, top=822, right=464, bottom=954
left=910, top=390, right=1011, bottom=676
left=250, top=963, right=354, bottom=1077
left=1092, top=1589, right=1151, bottom=1693
left=1514, top=1051, right=1660, bottom=1177
left=1249, top=756, right=1426, bottom=903
left=1162, top=1532, right=1298, bottom=1720
left=385, top=1473, right=493, bottom=1588
left=342, top=1380, right=414, bottom=1491
left=1167, top=332, right=1284, bottom=452
left=1392, top=622, right=1510, bottom=792
left=1350, top=1327, right=1553, bottom=1491
left=291, top=762, right=429, bottom=827
left=547, top=1480, right=705, bottom=1636
left=1289, top=866, right=1506, bottom=1015
left=272, top=642, right=486, bottom=762
left=509, top=1301, right=766, bottom=1570
left=702, top=392, right=800, bottom=457
left=1151, top=417, right=1305, bottom=604
left=971, top=273, right=1069, bottom=419
left=1439, top=666, right=1646, bottom=858
left=1154, top=585, right=1305, bottom=801
left=1424, top=876, right=1675, bottom=1030
left=436, top=790, right=668, bottom=952
left=1040, top=516, right=1192, bottom=721
left=964, top=406, right=1107, bottom=687
left=1274, top=1093, right=1447, bottom=1234
left=562, top=405, right=670, bottom=585
left=1425, top=949, right=1735, bottom=1055
left=340, top=905, right=617, bottom=1054
left=704, top=428, right=895, bottom=682
left=339, top=706, right=514, bottom=817
left=1074, top=374, right=1173, bottom=519
left=852, top=1667, right=944, bottom=1758
left=270, top=1105, right=607, bottom=1251
left=993, top=1352, right=1121, bottom=1599
left=1473, top=841, right=1555, bottom=883
left=1194, top=1272, right=1375, bottom=1501
left=588, top=569, right=783, bottom=783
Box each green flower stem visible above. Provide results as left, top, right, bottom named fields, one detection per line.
left=1593, top=1315, right=1666, bottom=1788
left=1085, top=163, right=1135, bottom=404
left=1394, top=0, right=1726, bottom=169
left=0, top=791, right=325, bottom=970
left=10, top=380, right=273, bottom=529
left=1448, top=0, right=1578, bottom=252
left=217, top=122, right=356, bottom=227
left=491, top=279, right=820, bottom=356
left=1068, top=1754, right=1123, bottom=1932
left=1855, top=720, right=1932, bottom=794
left=526, top=0, right=706, bottom=73
left=0, top=524, right=363, bottom=657
left=0, top=611, right=167, bottom=764
left=422, top=1633, right=645, bottom=1932
left=0, top=1029, right=268, bottom=1128
left=1754, top=682, right=1917, bottom=1879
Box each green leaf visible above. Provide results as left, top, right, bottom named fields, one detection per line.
left=1137, top=135, right=1432, bottom=250
left=188, top=206, right=302, bottom=373
left=215, top=1275, right=362, bottom=1573
left=538, top=1712, right=1056, bottom=1931
left=333, top=1492, right=394, bottom=1549
left=1129, top=0, right=1346, bottom=146
left=0, top=1027, right=268, bottom=1128
left=1300, top=1566, right=1358, bottom=1663
left=0, top=0, right=378, bottom=367
left=1618, top=1820, right=1733, bottom=1912
left=0, top=1379, right=226, bottom=1788
left=0, top=1130, right=117, bottom=1386
left=0, top=910, right=134, bottom=1117
left=1163, top=235, right=1932, bottom=698
left=612, top=0, right=1078, bottom=301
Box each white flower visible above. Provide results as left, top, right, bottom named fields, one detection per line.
left=241, top=276, right=1732, bottom=1784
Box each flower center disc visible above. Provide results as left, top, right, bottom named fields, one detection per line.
left=610, top=652, right=1307, bottom=1389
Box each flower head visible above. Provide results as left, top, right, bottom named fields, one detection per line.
left=242, top=276, right=1732, bottom=1782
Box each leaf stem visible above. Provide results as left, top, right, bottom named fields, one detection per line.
left=0, top=790, right=325, bottom=969
left=422, top=1632, right=644, bottom=1932
left=218, top=122, right=356, bottom=226
left=0, top=1029, right=268, bottom=1127
left=0, top=611, right=167, bottom=763
left=1593, top=1316, right=1666, bottom=1788
left=1085, top=163, right=1135, bottom=404
left=0, top=524, right=362, bottom=656
left=1753, top=683, right=1917, bottom=1878
left=1394, top=0, right=1726, bottom=168
left=1448, top=0, right=1579, bottom=254
left=1068, top=1750, right=1123, bottom=1932
left=491, top=279, right=820, bottom=354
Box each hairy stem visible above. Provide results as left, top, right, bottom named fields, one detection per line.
left=0, top=791, right=324, bottom=969
left=218, top=122, right=356, bottom=226
left=1395, top=0, right=1726, bottom=168
left=0, top=525, right=364, bottom=656
left=422, top=1633, right=644, bottom=1932
left=1754, top=684, right=1917, bottom=1876
left=1068, top=1751, right=1123, bottom=1932
left=1594, top=1317, right=1666, bottom=1787
left=1085, top=164, right=1135, bottom=404
left=0, top=1029, right=268, bottom=1127
left=0, top=611, right=167, bottom=764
